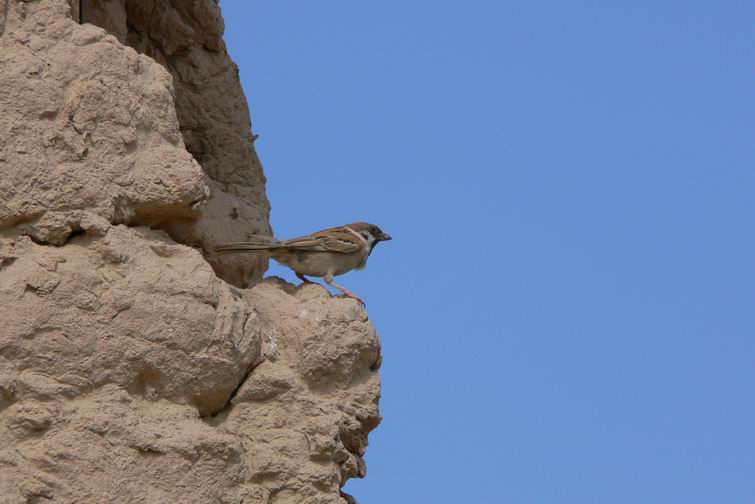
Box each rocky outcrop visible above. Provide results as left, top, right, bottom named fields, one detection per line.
left=0, top=0, right=209, bottom=246
left=0, top=1, right=381, bottom=502
left=79, top=0, right=272, bottom=286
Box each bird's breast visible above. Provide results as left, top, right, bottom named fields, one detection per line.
left=271, top=249, right=368, bottom=277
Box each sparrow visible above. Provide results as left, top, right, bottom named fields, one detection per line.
left=214, top=222, right=392, bottom=305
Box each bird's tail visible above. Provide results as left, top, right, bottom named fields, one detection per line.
left=214, top=236, right=283, bottom=253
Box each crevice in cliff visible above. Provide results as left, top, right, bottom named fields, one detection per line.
left=16, top=219, right=95, bottom=248
left=0, top=256, right=16, bottom=271
left=203, top=359, right=259, bottom=421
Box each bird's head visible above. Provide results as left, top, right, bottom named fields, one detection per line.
left=346, top=222, right=392, bottom=250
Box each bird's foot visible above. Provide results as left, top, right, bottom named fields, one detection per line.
left=296, top=273, right=314, bottom=284
left=323, top=275, right=365, bottom=307
left=336, top=291, right=366, bottom=307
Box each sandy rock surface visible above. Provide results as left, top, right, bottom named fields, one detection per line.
left=0, top=1, right=381, bottom=502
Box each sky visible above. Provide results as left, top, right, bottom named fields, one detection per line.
left=219, top=1, right=755, bottom=502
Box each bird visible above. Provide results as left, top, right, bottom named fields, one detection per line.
left=214, top=222, right=392, bottom=305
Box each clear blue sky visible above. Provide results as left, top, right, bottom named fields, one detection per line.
left=220, top=2, right=755, bottom=502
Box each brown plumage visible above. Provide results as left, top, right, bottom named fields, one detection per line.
left=215, top=222, right=392, bottom=304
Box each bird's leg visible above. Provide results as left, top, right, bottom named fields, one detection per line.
left=296, top=272, right=313, bottom=284
left=324, top=274, right=365, bottom=306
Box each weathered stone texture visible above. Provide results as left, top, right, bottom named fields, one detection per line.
left=0, top=1, right=381, bottom=502
left=81, top=0, right=272, bottom=286
left=0, top=1, right=209, bottom=246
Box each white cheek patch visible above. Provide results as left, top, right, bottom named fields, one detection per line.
left=344, top=226, right=373, bottom=247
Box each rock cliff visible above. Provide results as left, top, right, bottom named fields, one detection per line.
left=0, top=1, right=382, bottom=502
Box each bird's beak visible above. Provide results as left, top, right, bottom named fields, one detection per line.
left=380, top=232, right=392, bottom=241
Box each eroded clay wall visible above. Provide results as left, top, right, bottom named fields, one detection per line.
left=0, top=1, right=381, bottom=502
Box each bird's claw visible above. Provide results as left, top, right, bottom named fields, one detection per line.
left=336, top=293, right=366, bottom=307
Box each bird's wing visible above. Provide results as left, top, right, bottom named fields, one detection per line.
left=214, top=235, right=281, bottom=252
left=282, top=226, right=363, bottom=253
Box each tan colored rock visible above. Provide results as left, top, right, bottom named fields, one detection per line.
left=0, top=385, right=248, bottom=503
left=0, top=226, right=259, bottom=415
left=81, top=0, right=273, bottom=286
left=0, top=248, right=381, bottom=502
left=214, top=281, right=381, bottom=503
left=0, top=0, right=210, bottom=245
left=0, top=1, right=381, bottom=502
